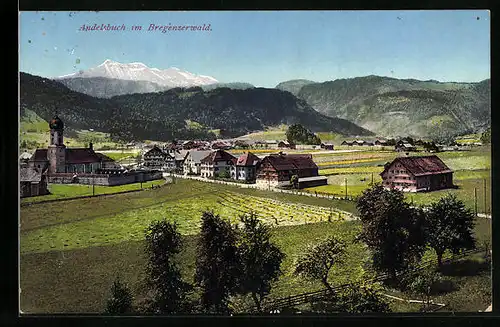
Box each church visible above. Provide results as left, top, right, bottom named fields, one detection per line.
left=28, top=116, right=118, bottom=174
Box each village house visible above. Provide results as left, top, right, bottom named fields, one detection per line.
left=322, top=143, right=334, bottom=150
left=255, top=152, right=327, bottom=189
left=395, top=141, right=417, bottom=152
left=341, top=140, right=354, bottom=146
left=374, top=139, right=388, bottom=146
left=277, top=140, right=295, bottom=149
left=172, top=150, right=189, bottom=173
left=20, top=167, right=49, bottom=198
left=142, top=145, right=176, bottom=171
left=231, top=152, right=261, bottom=181
left=380, top=155, right=454, bottom=192
left=200, top=149, right=237, bottom=178
left=183, top=150, right=213, bottom=175
left=211, top=141, right=232, bottom=150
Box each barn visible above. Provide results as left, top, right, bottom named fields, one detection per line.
left=380, top=155, right=454, bottom=192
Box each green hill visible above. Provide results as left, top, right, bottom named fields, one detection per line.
left=294, top=75, right=490, bottom=138
left=20, top=72, right=373, bottom=142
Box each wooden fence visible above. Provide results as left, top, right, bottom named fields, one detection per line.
left=255, top=246, right=488, bottom=312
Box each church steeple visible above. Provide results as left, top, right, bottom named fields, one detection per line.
left=47, top=115, right=66, bottom=173
left=49, top=115, right=64, bottom=146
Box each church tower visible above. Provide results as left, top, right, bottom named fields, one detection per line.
left=47, top=116, right=66, bottom=173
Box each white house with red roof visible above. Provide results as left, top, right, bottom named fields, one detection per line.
left=230, top=152, right=261, bottom=181
left=200, top=149, right=236, bottom=178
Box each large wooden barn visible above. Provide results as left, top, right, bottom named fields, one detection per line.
left=380, top=155, right=454, bottom=192
left=255, top=153, right=327, bottom=188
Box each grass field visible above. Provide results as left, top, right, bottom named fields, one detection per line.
left=20, top=179, right=166, bottom=205
left=20, top=179, right=357, bottom=254
left=19, top=177, right=490, bottom=313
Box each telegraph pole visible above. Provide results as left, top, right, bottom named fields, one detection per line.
left=345, top=177, right=348, bottom=200
left=474, top=187, right=478, bottom=217
left=484, top=178, right=487, bottom=215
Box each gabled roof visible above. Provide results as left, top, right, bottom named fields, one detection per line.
left=65, top=148, right=102, bottom=164
left=236, top=152, right=261, bottom=166
left=19, top=152, right=32, bottom=160
left=174, top=150, right=189, bottom=161
left=263, top=153, right=318, bottom=171
left=381, top=155, right=453, bottom=177
left=186, top=150, right=213, bottom=163
left=30, top=149, right=48, bottom=162
left=201, top=149, right=236, bottom=163
left=144, top=145, right=166, bottom=155
left=20, top=167, right=43, bottom=182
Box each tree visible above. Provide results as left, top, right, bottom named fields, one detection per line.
left=290, top=175, right=299, bottom=189
left=286, top=124, right=321, bottom=145
left=294, top=236, right=346, bottom=292
left=424, top=194, right=476, bottom=267
left=195, top=211, right=241, bottom=314
left=480, top=127, right=491, bottom=144
left=401, top=267, right=443, bottom=311
left=144, top=220, right=192, bottom=314
left=105, top=275, right=134, bottom=314
left=218, top=169, right=230, bottom=179
left=356, top=184, right=427, bottom=279
left=311, top=282, right=391, bottom=313
left=236, top=212, right=285, bottom=312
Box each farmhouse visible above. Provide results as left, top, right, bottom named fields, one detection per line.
left=142, top=145, right=175, bottom=171
left=183, top=150, right=213, bottom=175
left=395, top=142, right=417, bottom=152
left=380, top=155, right=454, bottom=192
left=374, top=139, right=388, bottom=146
left=20, top=167, right=49, bottom=198
left=200, top=149, right=237, bottom=178
left=256, top=153, right=327, bottom=188
left=278, top=140, right=295, bottom=149
left=323, top=143, right=334, bottom=150
left=341, top=141, right=354, bottom=146
left=230, top=151, right=261, bottom=181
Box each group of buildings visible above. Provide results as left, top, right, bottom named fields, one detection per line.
left=20, top=116, right=162, bottom=198
left=20, top=116, right=459, bottom=198
left=143, top=145, right=328, bottom=189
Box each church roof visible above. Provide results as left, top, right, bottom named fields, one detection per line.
left=30, top=149, right=48, bottom=162
left=65, top=148, right=103, bottom=164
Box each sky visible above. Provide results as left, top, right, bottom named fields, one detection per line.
left=19, top=10, right=490, bottom=87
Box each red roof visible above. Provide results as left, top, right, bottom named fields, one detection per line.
left=30, top=149, right=48, bottom=161
left=263, top=153, right=318, bottom=171
left=200, top=149, right=236, bottom=163
left=236, top=152, right=261, bottom=166
left=382, top=155, right=453, bottom=177
left=29, top=148, right=114, bottom=164
left=65, top=148, right=102, bottom=164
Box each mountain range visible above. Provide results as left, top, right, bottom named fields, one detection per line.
left=56, top=59, right=218, bottom=87
left=20, top=72, right=371, bottom=142
left=22, top=60, right=491, bottom=141
left=278, top=75, right=490, bottom=139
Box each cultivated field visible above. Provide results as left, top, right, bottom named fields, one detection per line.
left=20, top=178, right=491, bottom=313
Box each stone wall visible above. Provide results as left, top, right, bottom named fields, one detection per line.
left=47, top=171, right=163, bottom=186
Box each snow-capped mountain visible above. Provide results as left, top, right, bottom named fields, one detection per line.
left=57, top=59, right=219, bottom=88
